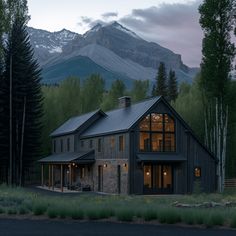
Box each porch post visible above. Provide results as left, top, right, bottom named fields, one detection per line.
left=52, top=164, right=54, bottom=191
left=69, top=164, right=72, bottom=189
left=48, top=164, right=51, bottom=189
left=60, top=164, right=63, bottom=192
left=41, top=164, right=44, bottom=187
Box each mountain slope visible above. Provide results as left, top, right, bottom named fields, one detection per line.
left=28, top=22, right=199, bottom=86
left=42, top=55, right=135, bottom=88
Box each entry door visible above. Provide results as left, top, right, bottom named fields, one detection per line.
left=143, top=164, right=173, bottom=194
left=98, top=165, right=103, bottom=192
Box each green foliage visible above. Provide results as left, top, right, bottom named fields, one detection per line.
left=116, top=209, right=134, bottom=222
left=101, top=79, right=126, bottom=111
left=130, top=80, right=149, bottom=103
left=167, top=69, right=178, bottom=102
left=230, top=214, right=236, bottom=228
left=173, top=77, right=204, bottom=141
left=0, top=16, right=43, bottom=185
left=81, top=74, right=104, bottom=113
left=153, top=62, right=167, bottom=98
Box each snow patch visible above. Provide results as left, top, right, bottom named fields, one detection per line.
left=113, top=24, right=141, bottom=39
left=49, top=47, right=62, bottom=53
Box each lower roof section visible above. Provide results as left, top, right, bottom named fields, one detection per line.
left=137, top=153, right=186, bottom=162
left=38, top=150, right=95, bottom=164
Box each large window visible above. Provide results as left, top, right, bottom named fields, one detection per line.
left=139, top=113, right=175, bottom=152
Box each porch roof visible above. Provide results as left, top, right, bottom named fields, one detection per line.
left=136, top=153, right=186, bottom=162
left=38, top=150, right=95, bottom=164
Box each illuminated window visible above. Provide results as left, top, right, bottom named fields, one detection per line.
left=139, top=113, right=175, bottom=152
left=110, top=136, right=115, bottom=149
left=194, top=167, right=201, bottom=177
left=119, top=135, right=124, bottom=151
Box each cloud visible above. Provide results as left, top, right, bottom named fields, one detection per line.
left=102, top=12, right=118, bottom=19
left=120, top=0, right=203, bottom=67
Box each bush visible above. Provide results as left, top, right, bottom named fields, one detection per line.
left=204, top=213, right=224, bottom=227
left=47, top=207, right=58, bottom=219
left=116, top=209, right=134, bottom=222
left=32, top=202, right=48, bottom=215
left=181, top=210, right=195, bottom=225
left=230, top=215, right=236, bottom=228
left=143, top=210, right=157, bottom=221
left=18, top=206, right=28, bottom=215
left=7, top=208, right=17, bottom=215
left=158, top=209, right=181, bottom=224
left=70, top=209, right=84, bottom=220
left=0, top=207, right=5, bottom=214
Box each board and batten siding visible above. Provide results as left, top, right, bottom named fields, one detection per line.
left=52, top=134, right=75, bottom=154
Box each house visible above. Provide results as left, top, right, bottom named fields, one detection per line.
left=38, top=96, right=216, bottom=194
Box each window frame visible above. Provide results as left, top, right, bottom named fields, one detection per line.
left=139, top=113, right=176, bottom=152
left=119, top=135, right=124, bottom=152
left=98, top=138, right=102, bottom=152
left=67, top=138, right=70, bottom=152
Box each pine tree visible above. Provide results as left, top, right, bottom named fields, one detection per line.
left=199, top=0, right=235, bottom=192
left=167, top=70, right=178, bottom=102
left=0, top=17, right=43, bottom=185
left=154, top=62, right=167, bottom=98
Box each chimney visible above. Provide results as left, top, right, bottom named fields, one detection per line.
left=118, top=96, right=131, bottom=108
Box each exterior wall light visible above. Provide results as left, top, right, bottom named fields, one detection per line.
left=163, top=171, right=167, bottom=176
left=123, top=163, right=127, bottom=167
left=146, top=171, right=150, bottom=176
left=103, top=164, right=107, bottom=168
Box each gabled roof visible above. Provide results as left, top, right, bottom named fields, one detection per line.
left=50, top=109, right=105, bottom=137
left=38, top=150, right=95, bottom=164
left=81, top=96, right=161, bottom=138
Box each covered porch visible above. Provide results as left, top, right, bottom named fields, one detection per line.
left=38, top=150, right=95, bottom=192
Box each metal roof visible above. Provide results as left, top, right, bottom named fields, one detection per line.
left=38, top=150, right=95, bottom=164
left=50, top=109, right=104, bottom=137
left=137, top=153, right=186, bottom=162
left=81, top=96, right=161, bottom=138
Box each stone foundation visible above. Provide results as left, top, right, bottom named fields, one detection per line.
left=93, top=159, right=129, bottom=194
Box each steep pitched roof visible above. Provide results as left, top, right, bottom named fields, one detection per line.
left=50, top=109, right=105, bottom=137
left=81, top=96, right=161, bottom=138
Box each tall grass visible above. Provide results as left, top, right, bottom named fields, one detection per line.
left=0, top=185, right=236, bottom=228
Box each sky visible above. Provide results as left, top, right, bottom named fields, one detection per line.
left=27, top=0, right=204, bottom=67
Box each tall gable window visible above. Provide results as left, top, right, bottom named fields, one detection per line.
left=53, top=140, right=56, bottom=153
left=67, top=138, right=70, bottom=152
left=60, top=139, right=63, bottom=152
left=139, top=113, right=175, bottom=152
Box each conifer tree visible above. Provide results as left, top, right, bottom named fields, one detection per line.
left=167, top=69, right=178, bottom=102
left=199, top=0, right=235, bottom=192
left=154, top=62, right=167, bottom=98
left=0, top=17, right=43, bottom=185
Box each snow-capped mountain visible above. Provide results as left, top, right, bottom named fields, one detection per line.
left=28, top=22, right=198, bottom=87
left=27, top=27, right=81, bottom=64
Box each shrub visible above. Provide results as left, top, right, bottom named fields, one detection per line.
left=47, top=207, right=58, bottom=218
left=204, top=213, right=224, bottom=227
left=7, top=208, right=17, bottom=215
left=70, top=209, right=84, bottom=220
left=143, top=210, right=157, bottom=221
left=116, top=209, right=134, bottom=222
left=181, top=210, right=195, bottom=225
left=18, top=206, right=28, bottom=215
left=32, top=202, right=48, bottom=216
left=230, top=215, right=236, bottom=228
left=0, top=207, right=5, bottom=214
left=158, top=209, right=181, bottom=224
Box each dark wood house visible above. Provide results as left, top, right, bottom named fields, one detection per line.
left=39, top=96, right=216, bottom=194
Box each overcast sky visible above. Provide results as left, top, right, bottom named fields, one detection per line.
left=27, top=0, right=204, bottom=67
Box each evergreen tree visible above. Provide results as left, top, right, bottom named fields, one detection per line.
left=131, top=80, right=149, bottom=102
left=154, top=62, right=167, bottom=98
left=167, top=69, right=178, bottom=102
left=81, top=74, right=104, bottom=113
left=101, top=79, right=126, bottom=111
left=0, top=17, right=43, bottom=185
left=199, top=0, right=235, bottom=192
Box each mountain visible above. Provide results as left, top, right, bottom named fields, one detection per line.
left=28, top=22, right=199, bottom=88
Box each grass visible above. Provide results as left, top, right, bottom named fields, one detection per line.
left=0, top=185, right=236, bottom=228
